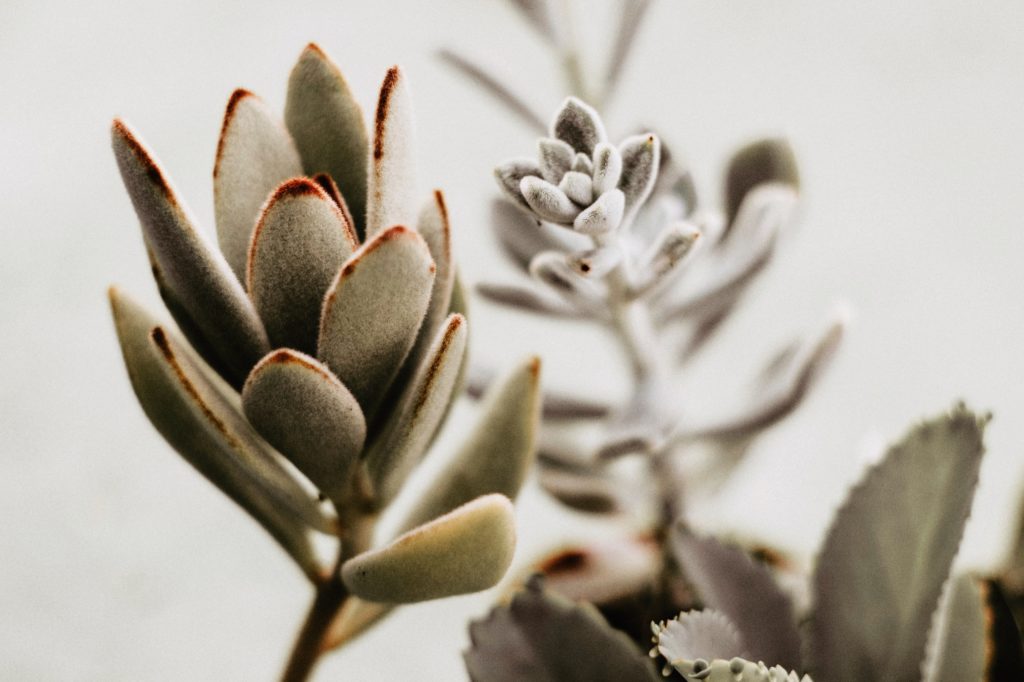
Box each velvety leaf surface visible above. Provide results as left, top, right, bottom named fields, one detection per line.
left=671, top=527, right=802, bottom=670
left=108, top=288, right=325, bottom=579
left=723, top=138, right=799, bottom=233
left=341, top=494, right=515, bottom=603
left=285, top=43, right=369, bottom=237
left=366, top=66, right=417, bottom=238
left=925, top=574, right=986, bottom=682
left=465, top=575, right=661, bottom=682
left=551, top=97, right=606, bottom=155
left=407, top=190, right=455, bottom=369
left=618, top=133, right=660, bottom=226
left=241, top=349, right=365, bottom=505
left=363, top=314, right=467, bottom=505
left=573, top=189, right=624, bottom=235
left=397, top=355, right=541, bottom=532
left=521, top=176, right=581, bottom=224
left=247, top=178, right=356, bottom=354
left=111, top=120, right=270, bottom=387
left=317, top=226, right=434, bottom=417
left=213, top=89, right=303, bottom=284
left=495, top=159, right=542, bottom=212
left=809, top=405, right=988, bottom=682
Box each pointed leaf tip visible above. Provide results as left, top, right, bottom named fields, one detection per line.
left=366, top=65, right=417, bottom=239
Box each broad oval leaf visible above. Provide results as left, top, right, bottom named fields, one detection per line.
left=397, top=355, right=541, bottom=532
left=111, top=120, right=270, bottom=387
left=366, top=66, right=417, bottom=239
left=363, top=313, right=468, bottom=505
left=723, top=137, right=799, bottom=235
left=465, top=575, right=661, bottom=682
left=341, top=493, right=515, bottom=603
left=317, top=226, right=435, bottom=417
left=285, top=43, right=369, bottom=238
left=108, top=288, right=327, bottom=579
left=247, top=178, right=356, bottom=354
left=213, top=89, right=303, bottom=284
left=241, top=349, right=365, bottom=506
left=670, top=527, right=802, bottom=670
left=809, top=405, right=988, bottom=682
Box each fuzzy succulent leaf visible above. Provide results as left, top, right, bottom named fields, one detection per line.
left=341, top=494, right=516, bottom=603
left=366, top=66, right=417, bottom=238
left=618, top=133, right=660, bottom=226
left=241, top=349, right=365, bottom=506
left=538, top=137, right=575, bottom=184
left=591, top=141, right=623, bottom=195
left=285, top=43, right=369, bottom=238
left=213, top=89, right=303, bottom=283
left=551, top=97, right=607, bottom=156
left=317, top=226, right=435, bottom=418
left=724, top=138, right=799, bottom=234
left=809, top=405, right=988, bottom=682
left=465, top=575, right=661, bottom=682
left=397, top=355, right=541, bottom=532
left=495, top=159, right=543, bottom=212
left=490, top=199, right=592, bottom=271
left=108, top=289, right=325, bottom=579
left=521, top=176, right=581, bottom=224
left=363, top=314, right=468, bottom=505
left=573, top=189, right=624, bottom=235
left=111, top=120, right=270, bottom=388
left=247, top=178, right=356, bottom=354
left=924, top=574, right=987, bottom=682
left=407, top=190, right=456, bottom=371
left=559, top=171, right=594, bottom=206
left=670, top=527, right=802, bottom=671
left=476, top=282, right=586, bottom=319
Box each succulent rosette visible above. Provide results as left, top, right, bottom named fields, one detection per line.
left=107, top=44, right=542, bottom=659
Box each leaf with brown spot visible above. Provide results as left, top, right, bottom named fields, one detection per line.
left=214, top=89, right=303, bottom=284
left=366, top=66, right=417, bottom=239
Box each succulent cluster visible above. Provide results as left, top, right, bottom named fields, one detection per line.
left=108, top=44, right=541, bottom=679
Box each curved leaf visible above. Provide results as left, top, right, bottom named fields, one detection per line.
left=247, top=178, right=356, bottom=354
left=285, top=43, right=368, bottom=237
left=366, top=66, right=417, bottom=238
left=241, top=349, right=365, bottom=506
left=213, top=89, right=303, bottom=283
left=317, top=226, right=434, bottom=417
left=111, top=119, right=270, bottom=387
left=618, top=133, right=660, bottom=227
left=550, top=97, right=606, bottom=155
left=723, top=138, right=799, bottom=235
left=341, top=494, right=515, bottom=603
left=408, top=190, right=455, bottom=369
left=654, top=610, right=745, bottom=669
left=925, top=574, right=986, bottom=682
left=809, top=405, right=988, bottom=681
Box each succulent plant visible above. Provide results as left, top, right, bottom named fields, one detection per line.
left=108, top=43, right=542, bottom=679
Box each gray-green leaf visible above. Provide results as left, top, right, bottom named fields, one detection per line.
left=285, top=43, right=369, bottom=239
left=723, top=138, right=799, bottom=234
left=341, top=493, right=515, bottom=603
left=809, top=405, right=988, bottom=682
left=241, top=349, right=365, bottom=506
left=924, top=574, right=986, bottom=682
left=366, top=66, right=417, bottom=239
left=213, top=89, right=303, bottom=284
left=551, top=97, right=607, bottom=156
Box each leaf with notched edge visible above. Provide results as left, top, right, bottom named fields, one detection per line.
left=366, top=66, right=417, bottom=239
left=213, top=89, right=303, bottom=284
left=809, top=405, right=988, bottom=682
left=341, top=494, right=516, bottom=603
left=285, top=43, right=369, bottom=239
left=111, top=119, right=270, bottom=388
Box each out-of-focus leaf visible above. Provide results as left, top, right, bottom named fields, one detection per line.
left=318, top=226, right=434, bottom=417
left=465, top=575, right=661, bottom=682
left=809, top=405, right=988, bottom=682
left=247, top=178, right=356, bottom=354
left=437, top=49, right=547, bottom=134
left=537, top=468, right=620, bottom=514
left=398, top=355, right=540, bottom=531
left=723, top=138, right=799, bottom=235
left=566, top=245, right=622, bottom=279
left=363, top=314, right=467, bottom=505
left=213, top=89, right=303, bottom=283
left=490, top=199, right=590, bottom=271
left=366, top=66, right=417, bottom=238
left=924, top=574, right=986, bottom=682
left=506, top=0, right=557, bottom=44
left=111, top=119, right=270, bottom=387
left=981, top=580, right=1024, bottom=680
left=341, top=494, right=515, bottom=603
left=241, top=349, right=365, bottom=506
left=671, top=527, right=801, bottom=670
left=618, top=133, right=660, bottom=226
left=475, top=282, right=587, bottom=319
left=629, top=221, right=700, bottom=299
left=495, top=159, right=543, bottom=212
left=551, top=97, right=606, bottom=156
left=108, top=288, right=327, bottom=579
left=285, top=43, right=368, bottom=238
left=538, top=137, right=574, bottom=184
left=602, top=0, right=654, bottom=97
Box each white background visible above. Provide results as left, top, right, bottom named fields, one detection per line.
left=3, top=0, right=1024, bottom=679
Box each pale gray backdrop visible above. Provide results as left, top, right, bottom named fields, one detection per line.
left=2, top=0, right=1023, bottom=679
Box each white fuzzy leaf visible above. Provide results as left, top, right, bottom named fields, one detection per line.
left=573, top=189, right=624, bottom=235
left=521, top=175, right=581, bottom=224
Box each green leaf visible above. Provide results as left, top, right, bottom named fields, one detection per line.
left=464, top=575, right=661, bottom=682
left=723, top=138, right=799, bottom=235
left=925, top=574, right=986, bottom=682
left=341, top=493, right=515, bottom=603
left=671, top=527, right=802, bottom=671
left=108, top=288, right=328, bottom=580
left=247, top=178, right=356, bottom=354
left=241, top=349, right=365, bottom=506
left=366, top=66, right=417, bottom=239
left=397, top=355, right=540, bottom=532
left=407, top=190, right=455, bottom=371
left=809, top=405, right=988, bottom=682
left=317, top=226, right=435, bottom=418
left=111, top=119, right=271, bottom=387
left=213, top=89, right=303, bottom=284
left=362, top=314, right=467, bottom=506
left=285, top=43, right=368, bottom=239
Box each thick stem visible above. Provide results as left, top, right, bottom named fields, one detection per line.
left=280, top=570, right=349, bottom=682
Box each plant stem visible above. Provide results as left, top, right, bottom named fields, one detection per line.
left=280, top=570, right=349, bottom=682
